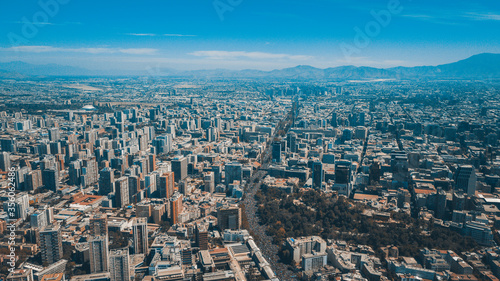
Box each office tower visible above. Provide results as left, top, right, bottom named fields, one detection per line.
left=38, top=224, right=63, bottom=265
left=335, top=161, right=351, bottom=184
left=287, top=132, right=297, bottom=153
left=48, top=128, right=60, bottom=142
left=454, top=165, right=477, bottom=197
left=195, top=224, right=208, bottom=250
left=212, top=163, right=223, bottom=185
left=272, top=141, right=282, bottom=163
left=217, top=206, right=241, bottom=230
left=99, top=167, right=115, bottom=195
left=312, top=160, right=323, bottom=190
left=132, top=217, right=148, bottom=254
left=172, top=157, right=187, bottom=182
left=159, top=172, right=174, bottom=199
left=128, top=175, right=139, bottom=204
left=148, top=154, right=157, bottom=172
left=3, top=193, right=29, bottom=221
left=49, top=142, right=61, bottom=155
left=90, top=213, right=108, bottom=237
left=89, top=235, right=109, bottom=273
left=0, top=151, right=11, bottom=171
left=334, top=160, right=352, bottom=197
left=114, top=177, right=130, bottom=208
left=435, top=189, right=447, bottom=219
left=0, top=138, right=17, bottom=152
left=144, top=173, right=157, bottom=197
left=68, top=160, right=82, bottom=186
left=109, top=248, right=130, bottom=281
left=204, top=172, right=215, bottom=194
left=391, top=153, right=410, bottom=184
left=24, top=170, right=42, bottom=191
left=152, top=134, right=173, bottom=154
left=30, top=210, right=47, bottom=228
left=42, top=168, right=59, bottom=191
left=170, top=192, right=183, bottom=225
left=225, top=162, right=242, bottom=186
left=82, top=157, right=99, bottom=187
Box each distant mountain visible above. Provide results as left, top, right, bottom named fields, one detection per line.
left=0, top=61, right=94, bottom=76
left=0, top=53, right=499, bottom=80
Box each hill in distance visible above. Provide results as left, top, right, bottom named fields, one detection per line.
left=0, top=53, right=499, bottom=80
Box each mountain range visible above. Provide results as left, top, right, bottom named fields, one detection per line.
left=0, top=53, right=499, bottom=80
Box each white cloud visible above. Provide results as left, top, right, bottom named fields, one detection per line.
left=163, top=34, right=196, bottom=37
left=189, top=50, right=312, bottom=60
left=126, top=33, right=196, bottom=37
left=464, top=12, right=500, bottom=21
left=0, top=46, right=158, bottom=55
left=126, top=33, right=157, bottom=36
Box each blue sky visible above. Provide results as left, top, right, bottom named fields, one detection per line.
left=0, top=0, right=499, bottom=72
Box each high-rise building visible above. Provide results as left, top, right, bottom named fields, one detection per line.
left=109, top=248, right=130, bottom=281
left=204, top=172, right=215, bottom=194
left=454, top=165, right=477, bottom=197
left=272, top=141, right=282, bottom=163
left=132, top=217, right=148, bottom=254
left=30, top=210, right=47, bottom=228
left=68, top=160, right=82, bottom=186
left=159, top=172, right=175, bottom=199
left=90, top=213, right=108, bottom=237
left=42, top=168, right=59, bottom=192
left=0, top=151, right=11, bottom=171
left=128, top=175, right=140, bottom=204
left=212, top=163, right=223, bottom=185
left=0, top=138, right=17, bottom=152
left=4, top=193, right=29, bottom=220
left=99, top=167, right=115, bottom=195
left=89, top=235, right=109, bottom=274
left=195, top=223, right=209, bottom=250
left=217, top=206, right=241, bottom=230
left=48, top=128, right=60, bottom=142
left=225, top=162, right=242, bottom=186
left=25, top=170, right=43, bottom=191
left=287, top=132, right=297, bottom=153
left=170, top=192, right=183, bottom=225
left=312, top=161, right=323, bottom=190
left=38, top=224, right=63, bottom=265
left=114, top=177, right=130, bottom=208
left=171, top=157, right=187, bottom=182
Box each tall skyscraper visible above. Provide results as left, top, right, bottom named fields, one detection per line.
left=48, top=128, right=60, bottom=142
left=272, top=141, right=282, bottom=163
left=38, top=224, right=63, bottom=265
left=217, top=206, right=241, bottom=230
left=225, top=162, right=242, bottom=186
left=25, top=169, right=43, bottom=191
left=42, top=168, right=59, bottom=192
left=159, top=172, right=175, bottom=199
left=99, top=167, right=115, bottom=195
left=171, top=157, right=187, bottom=182
left=0, top=151, right=11, bottom=171
left=114, top=177, right=130, bottom=208
left=204, top=172, right=215, bottom=194
left=312, top=160, right=323, bottom=190
left=170, top=192, right=183, bottom=225
left=109, top=248, right=130, bottom=281
left=454, top=165, right=477, bottom=197
left=89, top=235, right=109, bottom=274
left=132, top=217, right=148, bottom=254
left=90, top=213, right=108, bottom=237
